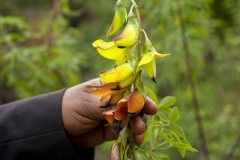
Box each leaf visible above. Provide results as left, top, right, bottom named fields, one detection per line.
left=170, top=130, right=181, bottom=142
left=158, top=107, right=171, bottom=116
left=170, top=123, right=186, bottom=139
left=145, top=86, right=159, bottom=104
left=146, top=120, right=161, bottom=127
left=151, top=126, right=160, bottom=148
left=171, top=142, right=198, bottom=152
left=159, top=96, right=176, bottom=108
left=119, top=125, right=128, bottom=149
left=178, top=148, right=186, bottom=158
left=159, top=131, right=171, bottom=144
left=169, top=107, right=180, bottom=124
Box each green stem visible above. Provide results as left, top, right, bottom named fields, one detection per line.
left=128, top=1, right=142, bottom=160
left=129, top=126, right=137, bottom=160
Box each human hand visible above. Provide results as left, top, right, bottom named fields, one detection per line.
left=62, top=78, right=158, bottom=148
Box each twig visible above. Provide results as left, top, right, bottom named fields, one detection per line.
left=176, top=2, right=209, bottom=159
left=45, top=0, right=66, bottom=86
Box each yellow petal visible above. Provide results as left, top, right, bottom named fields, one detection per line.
left=144, top=59, right=157, bottom=83
left=138, top=52, right=154, bottom=67
left=93, top=39, right=129, bottom=60
left=96, top=45, right=129, bottom=60
left=92, top=39, right=115, bottom=49
left=106, top=0, right=127, bottom=37
left=113, top=13, right=139, bottom=47
left=154, top=53, right=170, bottom=59
left=99, top=63, right=134, bottom=82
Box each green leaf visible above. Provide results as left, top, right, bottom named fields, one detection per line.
left=159, top=131, right=171, bottom=144
left=171, top=142, right=198, bottom=152
left=159, top=96, right=176, bottom=108
left=170, top=130, right=181, bottom=142
left=169, top=107, right=180, bottom=124
left=145, top=86, right=159, bottom=104
left=151, top=126, right=160, bottom=148
left=119, top=125, right=128, bottom=149
left=146, top=120, right=161, bottom=127
left=158, top=107, right=171, bottom=116
left=178, top=148, right=186, bottom=157
left=169, top=124, right=186, bottom=139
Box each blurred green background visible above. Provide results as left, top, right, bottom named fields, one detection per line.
left=0, top=0, right=240, bottom=159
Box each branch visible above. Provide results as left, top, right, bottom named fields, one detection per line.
left=176, top=2, right=209, bottom=159
left=45, top=0, right=66, bottom=86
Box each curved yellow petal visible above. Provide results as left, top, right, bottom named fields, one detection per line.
left=154, top=52, right=170, bottom=59
left=96, top=46, right=129, bottom=60
left=138, top=52, right=154, bottom=66
left=93, top=39, right=129, bottom=60
left=114, top=24, right=138, bottom=47
left=106, top=0, right=127, bottom=37
left=99, top=63, right=134, bottom=82
left=144, top=59, right=157, bottom=83
left=113, top=12, right=139, bottom=47
left=92, top=39, right=115, bottom=49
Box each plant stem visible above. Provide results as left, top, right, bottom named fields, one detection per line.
left=129, top=126, right=137, bottom=160
left=176, top=2, right=209, bottom=160
left=45, top=0, right=66, bottom=86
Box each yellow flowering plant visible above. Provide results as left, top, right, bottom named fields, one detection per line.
left=86, top=0, right=197, bottom=159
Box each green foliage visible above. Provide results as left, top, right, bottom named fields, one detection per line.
left=137, top=95, right=197, bottom=160
left=0, top=1, right=86, bottom=98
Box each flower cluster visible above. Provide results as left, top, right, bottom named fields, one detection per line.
left=86, top=0, right=169, bottom=126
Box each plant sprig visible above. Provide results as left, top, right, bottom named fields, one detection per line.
left=86, top=0, right=197, bottom=159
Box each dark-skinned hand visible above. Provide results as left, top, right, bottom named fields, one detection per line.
left=62, top=78, right=158, bottom=148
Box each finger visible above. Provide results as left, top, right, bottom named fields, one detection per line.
left=134, top=134, right=144, bottom=145
left=142, top=97, right=158, bottom=115
left=130, top=115, right=145, bottom=135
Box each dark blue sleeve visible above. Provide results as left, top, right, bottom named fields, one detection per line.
left=0, top=89, right=94, bottom=160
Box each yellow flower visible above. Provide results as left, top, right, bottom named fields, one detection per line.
left=106, top=0, right=127, bottom=37
left=113, top=10, right=139, bottom=47
left=138, top=30, right=170, bottom=82
left=92, top=39, right=129, bottom=60
left=99, top=63, right=134, bottom=83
